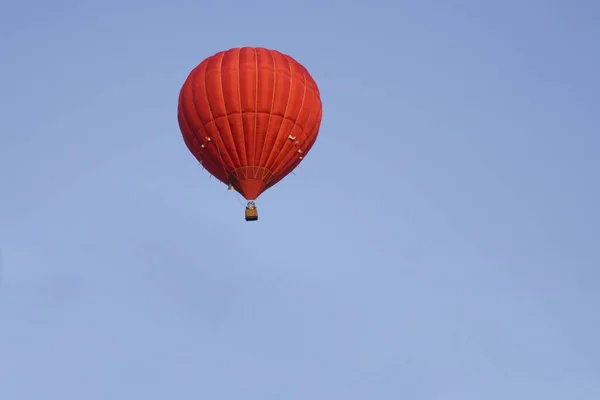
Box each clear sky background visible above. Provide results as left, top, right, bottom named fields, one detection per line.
left=1, top=0, right=599, bottom=398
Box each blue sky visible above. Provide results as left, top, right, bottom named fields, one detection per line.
left=1, top=0, right=599, bottom=398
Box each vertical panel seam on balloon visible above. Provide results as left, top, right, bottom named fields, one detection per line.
left=220, top=50, right=242, bottom=171
left=202, top=59, right=230, bottom=180
left=177, top=89, right=194, bottom=151
left=234, top=48, right=246, bottom=171
left=273, top=93, right=322, bottom=183
left=190, top=68, right=226, bottom=181
left=275, top=84, right=320, bottom=175
left=270, top=70, right=317, bottom=177
left=188, top=68, right=228, bottom=182
left=263, top=54, right=293, bottom=173
left=256, top=50, right=277, bottom=178
left=178, top=90, right=201, bottom=161
left=262, top=54, right=293, bottom=180
left=270, top=68, right=308, bottom=176
left=272, top=87, right=316, bottom=177
left=251, top=47, right=259, bottom=177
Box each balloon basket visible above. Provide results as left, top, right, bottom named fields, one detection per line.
left=245, top=201, right=258, bottom=222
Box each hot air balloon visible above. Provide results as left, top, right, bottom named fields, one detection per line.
left=177, top=47, right=323, bottom=221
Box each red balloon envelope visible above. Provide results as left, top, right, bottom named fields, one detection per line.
left=177, top=47, right=322, bottom=220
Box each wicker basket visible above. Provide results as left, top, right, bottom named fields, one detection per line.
left=245, top=206, right=258, bottom=221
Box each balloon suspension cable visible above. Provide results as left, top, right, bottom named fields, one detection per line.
left=228, top=183, right=247, bottom=207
